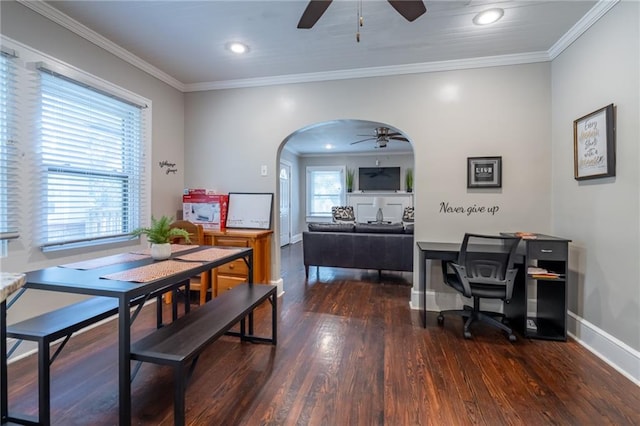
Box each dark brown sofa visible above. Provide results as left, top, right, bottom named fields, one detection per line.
left=302, top=222, right=414, bottom=277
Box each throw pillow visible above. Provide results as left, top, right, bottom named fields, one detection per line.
left=402, top=207, right=414, bottom=223
left=331, top=206, right=355, bottom=223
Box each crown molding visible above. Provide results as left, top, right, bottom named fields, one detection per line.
left=16, top=0, right=185, bottom=92
left=20, top=0, right=614, bottom=93
left=548, top=0, right=619, bottom=59
left=182, top=51, right=551, bottom=92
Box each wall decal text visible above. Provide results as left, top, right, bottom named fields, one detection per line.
left=439, top=201, right=500, bottom=216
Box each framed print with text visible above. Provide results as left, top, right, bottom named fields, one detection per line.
left=467, top=156, right=502, bottom=188
left=574, top=104, right=615, bottom=180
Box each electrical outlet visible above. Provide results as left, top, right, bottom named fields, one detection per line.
left=260, top=165, right=268, bottom=176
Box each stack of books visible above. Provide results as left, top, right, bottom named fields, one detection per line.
left=527, top=266, right=561, bottom=279
left=515, top=232, right=537, bottom=239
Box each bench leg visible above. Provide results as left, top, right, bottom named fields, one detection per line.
left=38, top=339, right=51, bottom=426
left=271, top=292, right=278, bottom=345
left=174, top=366, right=186, bottom=426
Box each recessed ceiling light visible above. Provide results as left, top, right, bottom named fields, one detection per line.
left=227, top=42, right=249, bottom=54
left=325, top=144, right=333, bottom=150
left=473, top=8, right=504, bottom=26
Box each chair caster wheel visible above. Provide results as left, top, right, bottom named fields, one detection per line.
left=508, top=334, right=517, bottom=342
left=463, top=331, right=472, bottom=339
left=437, top=315, right=444, bottom=325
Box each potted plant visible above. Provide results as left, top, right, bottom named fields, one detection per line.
left=405, top=168, right=414, bottom=193
left=131, top=215, right=190, bottom=260
left=346, top=168, right=355, bottom=192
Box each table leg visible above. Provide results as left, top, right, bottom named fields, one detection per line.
left=118, top=296, right=132, bottom=426
left=1, top=300, right=8, bottom=423
left=420, top=252, right=427, bottom=328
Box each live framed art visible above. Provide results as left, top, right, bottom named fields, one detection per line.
left=467, top=156, right=502, bottom=188
left=573, top=104, right=616, bottom=180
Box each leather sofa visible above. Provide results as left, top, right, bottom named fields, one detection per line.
left=302, top=222, right=414, bottom=277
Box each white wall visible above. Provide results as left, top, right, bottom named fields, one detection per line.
left=551, top=1, right=639, bottom=352
left=0, top=1, right=185, bottom=322
left=184, top=63, right=553, bottom=301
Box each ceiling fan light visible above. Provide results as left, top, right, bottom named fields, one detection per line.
left=227, top=42, right=249, bottom=54
left=473, top=8, right=504, bottom=26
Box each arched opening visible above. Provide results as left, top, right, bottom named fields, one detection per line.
left=275, top=118, right=415, bottom=290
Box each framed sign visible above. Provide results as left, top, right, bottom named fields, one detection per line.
left=467, top=156, right=502, bottom=188
left=225, top=192, right=273, bottom=229
left=573, top=104, right=615, bottom=180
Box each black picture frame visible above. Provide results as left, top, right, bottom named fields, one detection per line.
left=573, top=104, right=615, bottom=180
left=467, top=156, right=502, bottom=188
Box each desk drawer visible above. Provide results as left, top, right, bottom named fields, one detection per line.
left=528, top=241, right=567, bottom=260
left=217, top=259, right=248, bottom=276
left=217, top=275, right=247, bottom=294
left=215, top=237, right=249, bottom=248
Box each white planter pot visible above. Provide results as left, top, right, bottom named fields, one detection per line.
left=150, top=243, right=171, bottom=260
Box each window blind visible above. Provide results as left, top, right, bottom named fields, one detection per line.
left=37, top=69, right=147, bottom=250
left=306, top=166, right=345, bottom=216
left=0, top=50, right=19, bottom=242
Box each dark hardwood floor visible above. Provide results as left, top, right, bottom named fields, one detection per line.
left=6, top=242, right=640, bottom=425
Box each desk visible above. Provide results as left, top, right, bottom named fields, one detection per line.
left=416, top=238, right=569, bottom=340
left=3, top=246, right=252, bottom=425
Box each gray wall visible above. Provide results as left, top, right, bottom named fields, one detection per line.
left=184, top=63, right=554, bottom=301
left=0, top=1, right=185, bottom=324
left=551, top=2, right=639, bottom=352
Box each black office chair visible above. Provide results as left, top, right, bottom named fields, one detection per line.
left=437, top=233, right=521, bottom=341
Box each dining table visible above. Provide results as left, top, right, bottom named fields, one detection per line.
left=2, top=245, right=253, bottom=425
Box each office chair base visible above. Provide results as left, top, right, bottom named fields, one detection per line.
left=437, top=305, right=516, bottom=342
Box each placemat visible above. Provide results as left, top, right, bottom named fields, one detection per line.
left=60, top=253, right=150, bottom=270
left=101, top=260, right=199, bottom=283
left=130, top=244, right=195, bottom=256
left=174, top=247, right=242, bottom=262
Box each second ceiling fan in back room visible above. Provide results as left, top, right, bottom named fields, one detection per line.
left=297, top=0, right=427, bottom=41
left=351, top=127, right=409, bottom=149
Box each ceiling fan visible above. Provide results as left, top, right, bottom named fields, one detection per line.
left=297, top=0, right=427, bottom=29
left=350, top=127, right=409, bottom=148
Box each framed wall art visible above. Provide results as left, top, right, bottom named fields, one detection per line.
left=467, top=156, right=502, bottom=188
left=573, top=103, right=615, bottom=180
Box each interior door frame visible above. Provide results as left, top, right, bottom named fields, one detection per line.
left=279, top=159, right=293, bottom=246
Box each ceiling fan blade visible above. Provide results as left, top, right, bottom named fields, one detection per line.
left=389, top=136, right=409, bottom=142
left=297, top=0, right=333, bottom=29
left=387, top=0, right=427, bottom=22
left=350, top=137, right=376, bottom=145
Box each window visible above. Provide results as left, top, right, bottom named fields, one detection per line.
left=37, top=67, right=147, bottom=250
left=306, top=166, right=345, bottom=216
left=0, top=49, right=19, bottom=256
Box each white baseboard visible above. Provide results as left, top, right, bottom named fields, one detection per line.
left=410, top=288, right=639, bottom=386
left=290, top=233, right=302, bottom=244
left=271, top=277, right=285, bottom=297
left=567, top=311, right=640, bottom=386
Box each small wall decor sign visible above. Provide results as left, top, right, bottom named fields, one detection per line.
left=573, top=103, right=615, bottom=180
left=467, top=156, right=502, bottom=188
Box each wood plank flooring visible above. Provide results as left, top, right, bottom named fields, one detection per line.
left=6, top=242, right=640, bottom=425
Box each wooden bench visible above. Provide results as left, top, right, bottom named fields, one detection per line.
left=6, top=296, right=119, bottom=425
left=130, top=283, right=277, bottom=426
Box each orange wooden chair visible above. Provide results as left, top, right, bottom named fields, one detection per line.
left=164, top=220, right=210, bottom=305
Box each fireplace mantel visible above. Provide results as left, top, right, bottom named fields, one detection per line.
left=346, top=192, right=413, bottom=223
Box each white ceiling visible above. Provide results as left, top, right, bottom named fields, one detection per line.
left=28, top=0, right=607, bottom=155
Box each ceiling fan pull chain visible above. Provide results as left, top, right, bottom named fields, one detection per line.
left=355, top=0, right=363, bottom=43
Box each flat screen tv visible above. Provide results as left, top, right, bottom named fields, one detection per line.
left=358, top=167, right=401, bottom=191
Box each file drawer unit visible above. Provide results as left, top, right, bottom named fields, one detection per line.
left=204, top=229, right=272, bottom=297
left=506, top=234, right=571, bottom=341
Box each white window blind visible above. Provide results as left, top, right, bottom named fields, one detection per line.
left=306, top=166, right=345, bottom=216
left=0, top=49, right=19, bottom=245
left=37, top=68, right=147, bottom=250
